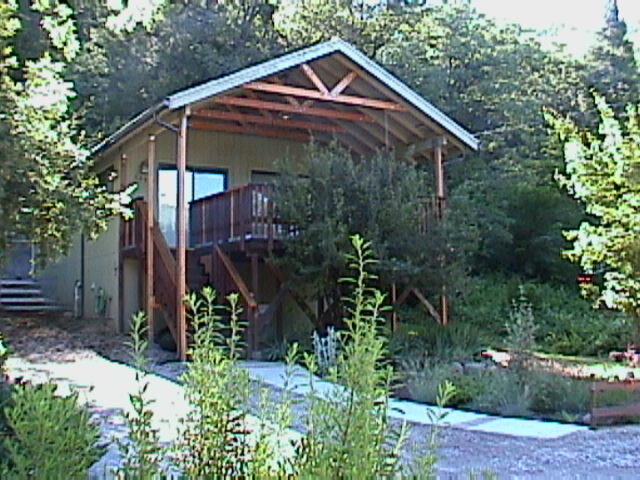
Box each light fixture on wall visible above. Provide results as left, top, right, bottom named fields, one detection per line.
left=139, top=160, right=149, bottom=176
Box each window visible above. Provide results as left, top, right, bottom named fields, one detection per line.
left=157, top=167, right=227, bottom=247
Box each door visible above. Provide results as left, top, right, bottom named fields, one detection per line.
left=157, top=167, right=226, bottom=248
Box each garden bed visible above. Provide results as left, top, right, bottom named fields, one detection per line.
left=397, top=352, right=640, bottom=426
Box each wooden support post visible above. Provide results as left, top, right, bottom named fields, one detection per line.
left=146, top=135, right=156, bottom=342
left=250, top=253, right=259, bottom=355
left=176, top=109, right=189, bottom=361
left=118, top=153, right=128, bottom=333
left=434, top=144, right=448, bottom=325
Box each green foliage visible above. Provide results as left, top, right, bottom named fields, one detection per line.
left=71, top=1, right=281, bottom=139
left=116, top=312, right=164, bottom=479
left=584, top=0, right=640, bottom=119
left=1, top=383, right=100, bottom=479
left=550, top=95, right=640, bottom=342
left=389, top=317, right=486, bottom=363
left=0, top=1, right=130, bottom=266
left=452, top=274, right=628, bottom=356
left=401, top=358, right=469, bottom=406
left=176, top=288, right=272, bottom=477
left=274, top=142, right=478, bottom=325
left=505, top=289, right=537, bottom=368
left=294, top=235, right=409, bottom=478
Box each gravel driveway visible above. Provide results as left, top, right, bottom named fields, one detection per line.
left=1, top=314, right=639, bottom=479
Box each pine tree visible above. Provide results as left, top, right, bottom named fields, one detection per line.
left=585, top=0, right=640, bottom=115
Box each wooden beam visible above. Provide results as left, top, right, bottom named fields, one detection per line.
left=146, top=135, right=156, bottom=342
left=242, top=82, right=408, bottom=111
left=260, top=282, right=288, bottom=326
left=266, top=262, right=319, bottom=328
left=312, top=62, right=411, bottom=145
left=190, top=119, right=310, bottom=142
left=244, top=90, right=273, bottom=119
left=215, top=245, right=258, bottom=309
left=176, top=108, right=188, bottom=361
left=330, top=71, right=357, bottom=96
left=331, top=117, right=380, bottom=152
left=213, top=96, right=376, bottom=123
left=400, top=136, right=447, bottom=157
left=300, top=63, right=329, bottom=94
left=332, top=55, right=467, bottom=153
left=411, top=288, right=442, bottom=324
left=434, top=143, right=445, bottom=203
left=192, top=109, right=345, bottom=134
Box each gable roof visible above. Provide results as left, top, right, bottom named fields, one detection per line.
left=94, top=39, right=478, bottom=156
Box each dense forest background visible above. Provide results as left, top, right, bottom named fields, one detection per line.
left=4, top=0, right=640, bottom=353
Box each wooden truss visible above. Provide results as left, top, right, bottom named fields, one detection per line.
left=188, top=63, right=414, bottom=154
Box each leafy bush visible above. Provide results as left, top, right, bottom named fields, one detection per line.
left=401, top=358, right=472, bottom=407
left=1, top=383, right=100, bottom=479
left=453, top=274, right=629, bottom=357
left=390, top=315, right=488, bottom=363
left=526, top=370, right=589, bottom=415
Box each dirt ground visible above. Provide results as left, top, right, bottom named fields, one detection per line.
left=1, top=313, right=640, bottom=479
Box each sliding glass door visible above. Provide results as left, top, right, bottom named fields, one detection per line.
left=157, top=167, right=226, bottom=247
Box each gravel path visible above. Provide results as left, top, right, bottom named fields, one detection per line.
left=1, top=314, right=639, bottom=479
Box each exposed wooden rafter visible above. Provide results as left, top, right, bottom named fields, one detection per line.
left=190, top=119, right=310, bottom=142
left=213, top=96, right=376, bottom=123
left=330, top=71, right=357, bottom=96
left=300, top=63, right=329, bottom=94
left=192, top=109, right=346, bottom=134
left=242, top=81, right=408, bottom=111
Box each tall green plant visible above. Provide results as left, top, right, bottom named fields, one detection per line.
left=116, top=312, right=163, bottom=479
left=295, top=234, right=447, bottom=478
left=1, top=383, right=100, bottom=479
left=176, top=289, right=255, bottom=477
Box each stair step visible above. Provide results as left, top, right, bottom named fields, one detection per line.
left=1, top=297, right=48, bottom=304
left=0, top=279, right=38, bottom=287
left=0, top=288, right=43, bottom=296
left=1, top=304, right=63, bottom=312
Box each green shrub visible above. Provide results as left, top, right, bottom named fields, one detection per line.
left=390, top=316, right=488, bottom=363
left=453, top=274, right=630, bottom=357
left=469, top=369, right=533, bottom=417
left=1, top=383, right=100, bottom=479
left=526, top=370, right=590, bottom=415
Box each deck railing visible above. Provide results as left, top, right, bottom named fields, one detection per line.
left=189, top=184, right=293, bottom=248
left=121, top=199, right=146, bottom=253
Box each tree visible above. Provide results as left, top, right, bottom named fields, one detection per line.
left=272, top=142, right=479, bottom=326
left=0, top=1, right=129, bottom=266
left=584, top=0, right=640, bottom=118
left=71, top=1, right=282, bottom=139
left=549, top=96, right=640, bottom=342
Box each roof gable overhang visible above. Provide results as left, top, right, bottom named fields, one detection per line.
left=94, top=39, right=478, bottom=159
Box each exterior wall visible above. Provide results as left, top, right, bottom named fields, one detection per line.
left=154, top=128, right=307, bottom=188
left=39, top=235, right=82, bottom=310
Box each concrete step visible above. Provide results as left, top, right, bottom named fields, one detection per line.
left=0, top=279, right=39, bottom=288
left=0, top=288, right=43, bottom=296
left=2, top=304, right=63, bottom=312
left=0, top=277, right=62, bottom=314
left=1, top=297, right=48, bottom=304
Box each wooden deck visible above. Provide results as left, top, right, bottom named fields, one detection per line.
left=189, top=183, right=295, bottom=252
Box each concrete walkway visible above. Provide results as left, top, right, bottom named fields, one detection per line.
left=241, top=361, right=588, bottom=440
